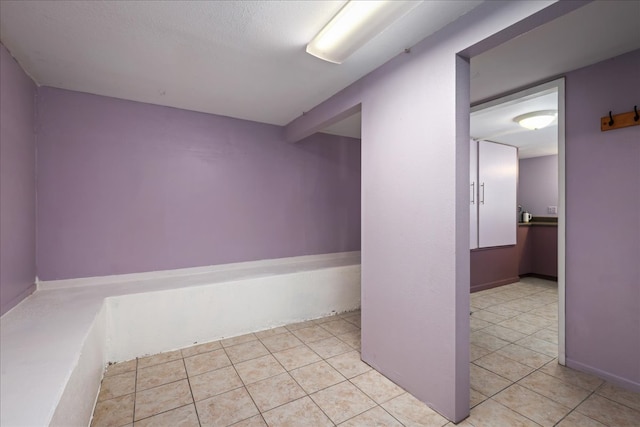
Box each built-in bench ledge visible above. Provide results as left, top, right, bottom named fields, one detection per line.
left=0, top=252, right=361, bottom=427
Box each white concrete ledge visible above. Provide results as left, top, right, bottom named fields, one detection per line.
left=0, top=252, right=361, bottom=427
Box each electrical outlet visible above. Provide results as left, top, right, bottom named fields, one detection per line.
left=548, top=206, right=557, bottom=214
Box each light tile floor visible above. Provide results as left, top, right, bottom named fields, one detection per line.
left=466, top=277, right=640, bottom=427
left=92, top=277, right=639, bottom=426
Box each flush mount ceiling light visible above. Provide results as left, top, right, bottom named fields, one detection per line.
left=306, top=0, right=421, bottom=64
left=514, top=110, right=558, bottom=130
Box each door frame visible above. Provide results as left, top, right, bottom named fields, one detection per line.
left=470, top=77, right=566, bottom=365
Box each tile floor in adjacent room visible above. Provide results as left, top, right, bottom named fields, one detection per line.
left=92, top=277, right=640, bottom=426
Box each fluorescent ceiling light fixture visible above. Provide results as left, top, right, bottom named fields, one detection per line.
left=306, top=0, right=421, bottom=64
left=514, top=110, right=558, bottom=130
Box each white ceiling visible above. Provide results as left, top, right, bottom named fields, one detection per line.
left=471, top=90, right=558, bottom=159
left=1, top=0, right=638, bottom=152
left=0, top=0, right=481, bottom=126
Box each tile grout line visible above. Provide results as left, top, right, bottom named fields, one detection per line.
left=180, top=354, right=202, bottom=427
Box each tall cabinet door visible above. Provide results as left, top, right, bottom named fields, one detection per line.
left=470, top=140, right=478, bottom=249
left=478, top=141, right=517, bottom=247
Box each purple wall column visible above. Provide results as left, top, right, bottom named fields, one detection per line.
left=518, top=155, right=558, bottom=217
left=286, top=1, right=584, bottom=422
left=565, top=49, right=640, bottom=390
left=36, top=87, right=361, bottom=280
left=0, top=44, right=37, bottom=316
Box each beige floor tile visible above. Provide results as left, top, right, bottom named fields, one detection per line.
left=530, top=328, right=558, bottom=345
left=196, top=387, right=259, bottom=427
left=285, top=319, right=317, bottom=331
left=230, top=415, right=267, bottom=427
left=538, top=361, right=604, bottom=391
left=471, top=310, right=508, bottom=324
left=474, top=353, right=535, bottom=382
left=184, top=348, right=231, bottom=377
left=134, top=379, right=192, bottom=421
left=138, top=350, right=182, bottom=369
left=576, top=394, right=640, bottom=426
left=255, top=326, right=288, bottom=339
left=181, top=340, right=222, bottom=358
left=496, top=344, right=554, bottom=369
left=595, top=382, right=640, bottom=411
left=555, top=411, right=607, bottom=427
left=339, top=406, right=403, bottom=427
left=221, top=333, right=257, bottom=348
left=342, top=314, right=361, bottom=328
left=259, top=331, right=303, bottom=353
left=494, top=384, right=571, bottom=427
left=246, top=372, right=306, bottom=412
left=466, top=399, right=539, bottom=427
left=470, top=344, right=492, bottom=362
left=136, top=359, right=186, bottom=391
left=483, top=304, right=523, bottom=319
left=326, top=350, right=372, bottom=379
left=262, top=396, right=333, bottom=427
left=225, top=340, right=269, bottom=364
left=381, top=392, right=449, bottom=427
left=518, top=371, right=591, bottom=409
left=481, top=325, right=527, bottom=343
left=307, top=336, right=353, bottom=359
left=235, top=354, right=286, bottom=385
left=311, top=381, right=376, bottom=424
left=337, top=331, right=361, bottom=350
left=98, top=370, right=136, bottom=401
left=350, top=369, right=405, bottom=404
left=134, top=403, right=199, bottom=427
left=105, top=359, right=137, bottom=377
left=272, top=345, right=322, bottom=371
left=291, top=325, right=333, bottom=343
left=91, top=393, right=134, bottom=427
left=470, top=388, right=488, bottom=408
left=516, top=336, right=558, bottom=358
left=498, top=317, right=545, bottom=335
left=320, top=319, right=360, bottom=335
left=471, top=317, right=492, bottom=331
left=189, top=365, right=243, bottom=402
left=290, top=360, right=345, bottom=393
left=470, top=331, right=509, bottom=352
left=470, top=364, right=512, bottom=397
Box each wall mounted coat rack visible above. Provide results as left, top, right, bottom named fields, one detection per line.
left=600, top=105, right=639, bottom=131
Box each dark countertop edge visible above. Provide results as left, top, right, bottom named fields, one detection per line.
left=519, top=222, right=558, bottom=227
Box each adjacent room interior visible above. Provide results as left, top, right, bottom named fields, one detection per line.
left=1, top=1, right=639, bottom=426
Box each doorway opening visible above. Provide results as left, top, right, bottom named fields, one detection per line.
left=467, top=79, right=566, bottom=409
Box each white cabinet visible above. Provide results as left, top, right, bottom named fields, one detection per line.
left=470, top=140, right=517, bottom=249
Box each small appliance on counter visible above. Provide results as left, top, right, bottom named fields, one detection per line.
left=522, top=212, right=533, bottom=223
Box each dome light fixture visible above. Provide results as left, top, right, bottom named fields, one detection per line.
left=514, top=110, right=557, bottom=130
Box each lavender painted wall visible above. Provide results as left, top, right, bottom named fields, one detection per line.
left=565, top=49, right=640, bottom=390
left=285, top=1, right=581, bottom=422
left=0, top=44, right=37, bottom=316
left=518, top=155, right=558, bottom=217
left=36, top=87, right=360, bottom=281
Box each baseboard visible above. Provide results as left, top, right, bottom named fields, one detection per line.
left=565, top=358, right=640, bottom=393
left=38, top=251, right=361, bottom=290
left=470, top=276, right=519, bottom=293
left=519, top=273, right=558, bottom=281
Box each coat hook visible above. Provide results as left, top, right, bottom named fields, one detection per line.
left=608, top=111, right=614, bottom=126
left=634, top=105, right=639, bottom=122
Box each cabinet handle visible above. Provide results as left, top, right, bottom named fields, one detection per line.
left=471, top=182, right=475, bottom=204
left=480, top=183, right=485, bottom=204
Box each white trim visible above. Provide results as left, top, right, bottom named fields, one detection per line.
left=556, top=77, right=566, bottom=366
left=38, top=251, right=361, bottom=290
